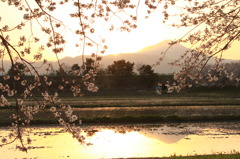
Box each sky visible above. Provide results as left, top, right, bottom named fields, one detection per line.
left=0, top=1, right=240, bottom=61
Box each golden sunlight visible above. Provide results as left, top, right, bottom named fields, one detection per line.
left=1, top=1, right=240, bottom=61
left=3, top=126, right=240, bottom=158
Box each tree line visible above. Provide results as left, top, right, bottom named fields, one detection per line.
left=3, top=58, right=240, bottom=96
left=1, top=58, right=173, bottom=95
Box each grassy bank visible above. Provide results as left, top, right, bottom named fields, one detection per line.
left=50, top=89, right=240, bottom=107
left=168, top=154, right=240, bottom=159
left=123, top=153, right=240, bottom=159
left=4, top=95, right=240, bottom=108
left=3, top=86, right=240, bottom=108
left=1, top=114, right=240, bottom=126
left=81, top=115, right=240, bottom=124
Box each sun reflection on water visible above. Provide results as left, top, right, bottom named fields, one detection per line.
left=1, top=122, right=240, bottom=159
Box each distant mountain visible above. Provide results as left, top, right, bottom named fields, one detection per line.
left=138, top=39, right=186, bottom=56
left=55, top=40, right=189, bottom=74
left=1, top=40, right=237, bottom=75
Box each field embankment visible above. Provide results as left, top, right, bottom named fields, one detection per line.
left=122, top=153, right=240, bottom=159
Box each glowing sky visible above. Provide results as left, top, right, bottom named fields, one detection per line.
left=0, top=1, right=240, bottom=61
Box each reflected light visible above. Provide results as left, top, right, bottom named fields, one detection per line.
left=1, top=124, right=240, bottom=159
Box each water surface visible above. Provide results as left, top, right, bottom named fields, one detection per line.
left=1, top=122, right=240, bottom=159
left=73, top=105, right=240, bottom=118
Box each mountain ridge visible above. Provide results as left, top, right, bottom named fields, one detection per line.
left=1, top=40, right=237, bottom=74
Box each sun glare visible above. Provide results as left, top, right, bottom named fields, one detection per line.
left=1, top=1, right=240, bottom=60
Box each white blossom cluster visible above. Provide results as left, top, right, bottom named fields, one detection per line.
left=151, top=0, right=240, bottom=91
left=0, top=95, right=9, bottom=106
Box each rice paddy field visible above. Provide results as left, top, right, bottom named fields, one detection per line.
left=1, top=88, right=240, bottom=158
left=1, top=87, right=240, bottom=125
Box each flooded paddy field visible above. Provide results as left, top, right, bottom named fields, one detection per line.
left=72, top=105, right=240, bottom=118
left=1, top=122, right=240, bottom=159
left=1, top=93, right=240, bottom=158
left=1, top=105, right=240, bottom=125
left=3, top=94, right=240, bottom=121
left=6, top=93, right=240, bottom=108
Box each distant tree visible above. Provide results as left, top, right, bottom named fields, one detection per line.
left=105, top=60, right=135, bottom=89
left=71, top=64, right=81, bottom=71
left=137, top=64, right=154, bottom=76
left=70, top=64, right=81, bottom=76
left=84, top=58, right=95, bottom=74
left=5, top=62, right=27, bottom=95
left=56, top=64, right=70, bottom=76
left=107, top=59, right=134, bottom=76
left=95, top=68, right=113, bottom=91
left=97, top=68, right=107, bottom=76
left=7, top=62, right=26, bottom=77
left=137, top=64, right=158, bottom=88
left=56, top=67, right=66, bottom=76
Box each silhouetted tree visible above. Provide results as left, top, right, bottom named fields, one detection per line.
left=71, top=64, right=81, bottom=72
left=56, top=64, right=70, bottom=76
left=7, top=62, right=26, bottom=77
left=137, top=64, right=154, bottom=76
left=137, top=64, right=158, bottom=88
left=106, top=60, right=135, bottom=88
left=84, top=58, right=95, bottom=74
left=70, top=64, right=81, bottom=75
left=107, top=59, right=134, bottom=76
